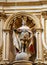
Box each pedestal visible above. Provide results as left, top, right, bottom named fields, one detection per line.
left=12, top=60, right=32, bottom=65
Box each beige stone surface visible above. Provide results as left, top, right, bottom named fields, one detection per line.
left=0, top=0, right=47, bottom=65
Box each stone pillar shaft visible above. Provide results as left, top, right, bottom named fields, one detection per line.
left=36, top=29, right=43, bottom=62
left=36, top=32, right=39, bottom=60
left=3, top=30, right=10, bottom=60
left=38, top=31, right=43, bottom=59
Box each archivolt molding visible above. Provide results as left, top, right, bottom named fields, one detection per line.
left=4, top=12, right=42, bottom=29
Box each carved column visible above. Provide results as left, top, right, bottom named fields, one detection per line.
left=42, top=11, right=47, bottom=44
left=35, top=32, right=39, bottom=61
left=44, top=19, right=47, bottom=45
left=42, top=11, right=47, bottom=62
left=41, top=12, right=47, bottom=60
left=2, top=29, right=10, bottom=61
left=35, top=29, right=43, bottom=63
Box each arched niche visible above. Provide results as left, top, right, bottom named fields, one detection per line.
left=2, top=12, right=43, bottom=62
left=4, top=12, right=42, bottom=29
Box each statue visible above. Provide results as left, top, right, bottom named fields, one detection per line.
left=16, top=18, right=32, bottom=53
left=13, top=18, right=36, bottom=61
left=18, top=30, right=31, bottom=52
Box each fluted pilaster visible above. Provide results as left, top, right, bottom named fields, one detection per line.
left=2, top=29, right=10, bottom=61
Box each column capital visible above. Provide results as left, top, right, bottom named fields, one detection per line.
left=42, top=11, right=47, bottom=20
left=2, top=29, right=10, bottom=32
left=35, top=28, right=43, bottom=32
left=0, top=12, right=7, bottom=19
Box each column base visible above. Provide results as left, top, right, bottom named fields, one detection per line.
left=0, top=60, right=9, bottom=65
left=34, top=58, right=44, bottom=65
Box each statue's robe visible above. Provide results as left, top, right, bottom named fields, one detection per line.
left=29, top=35, right=36, bottom=56
left=29, top=35, right=36, bottom=61
left=13, top=31, right=21, bottom=53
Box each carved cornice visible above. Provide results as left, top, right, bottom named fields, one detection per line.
left=0, top=1, right=47, bottom=6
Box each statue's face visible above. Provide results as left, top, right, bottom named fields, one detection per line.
left=24, top=32, right=29, bottom=38
left=19, top=31, right=30, bottom=41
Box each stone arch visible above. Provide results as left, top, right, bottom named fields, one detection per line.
left=4, top=12, right=42, bottom=29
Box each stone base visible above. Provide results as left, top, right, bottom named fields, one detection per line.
left=0, top=60, right=45, bottom=65
left=12, top=60, right=32, bottom=65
